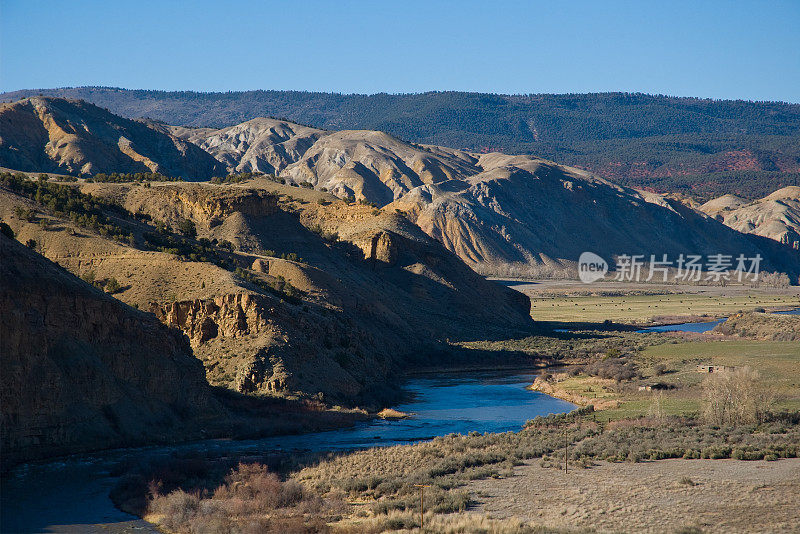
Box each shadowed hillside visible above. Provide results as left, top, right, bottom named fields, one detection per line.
left=0, top=234, right=225, bottom=465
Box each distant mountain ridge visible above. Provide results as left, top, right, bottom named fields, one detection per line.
left=3, top=87, right=800, bottom=198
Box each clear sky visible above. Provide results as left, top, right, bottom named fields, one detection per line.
left=1, top=0, right=799, bottom=102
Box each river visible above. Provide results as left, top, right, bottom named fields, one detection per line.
left=1, top=369, right=573, bottom=533
left=638, top=307, right=800, bottom=333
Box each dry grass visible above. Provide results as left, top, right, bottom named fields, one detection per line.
left=332, top=510, right=571, bottom=533
left=526, top=292, right=799, bottom=323
left=470, top=458, right=800, bottom=533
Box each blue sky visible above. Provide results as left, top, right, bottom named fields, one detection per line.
left=2, top=0, right=799, bottom=102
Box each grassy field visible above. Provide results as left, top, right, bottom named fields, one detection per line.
left=528, top=292, right=799, bottom=323
left=642, top=340, right=800, bottom=407
left=545, top=339, right=800, bottom=421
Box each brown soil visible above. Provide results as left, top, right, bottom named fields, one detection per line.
left=469, top=458, right=800, bottom=533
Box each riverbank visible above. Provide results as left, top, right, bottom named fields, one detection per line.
left=123, top=410, right=800, bottom=533
left=528, top=373, right=620, bottom=410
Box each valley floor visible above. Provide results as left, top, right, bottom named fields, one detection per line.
left=505, top=279, right=800, bottom=324
left=470, top=458, right=800, bottom=533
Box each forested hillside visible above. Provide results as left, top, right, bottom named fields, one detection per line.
left=3, top=88, right=800, bottom=198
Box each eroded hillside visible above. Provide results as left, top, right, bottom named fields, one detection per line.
left=171, top=116, right=800, bottom=277
left=6, top=88, right=800, bottom=199
left=4, top=98, right=799, bottom=279
left=0, top=173, right=532, bottom=407
left=700, top=186, right=800, bottom=249
left=0, top=97, right=224, bottom=178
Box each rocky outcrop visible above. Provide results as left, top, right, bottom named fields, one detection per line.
left=354, top=231, right=398, bottom=265
left=0, top=235, right=226, bottom=467
left=98, top=182, right=280, bottom=230
left=151, top=293, right=270, bottom=346
left=0, top=97, right=224, bottom=179
left=148, top=289, right=394, bottom=401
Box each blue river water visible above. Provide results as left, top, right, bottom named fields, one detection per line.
left=639, top=318, right=726, bottom=333
left=0, top=369, right=573, bottom=533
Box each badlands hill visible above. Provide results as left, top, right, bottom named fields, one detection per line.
left=0, top=234, right=225, bottom=465
left=700, top=186, right=800, bottom=249
left=4, top=88, right=800, bottom=198
left=166, top=118, right=325, bottom=175
left=169, top=115, right=800, bottom=278
left=3, top=97, right=799, bottom=278
left=387, top=156, right=800, bottom=277
left=0, top=172, right=531, bottom=408
left=0, top=97, right=224, bottom=178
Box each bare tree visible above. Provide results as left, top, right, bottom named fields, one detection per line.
left=702, top=366, right=776, bottom=425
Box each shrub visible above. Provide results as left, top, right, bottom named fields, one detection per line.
left=731, top=447, right=764, bottom=461
left=105, top=277, right=122, bottom=294
left=0, top=221, right=14, bottom=239
left=81, top=270, right=96, bottom=285
left=177, top=218, right=197, bottom=238
left=150, top=490, right=200, bottom=531
left=585, top=358, right=638, bottom=381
